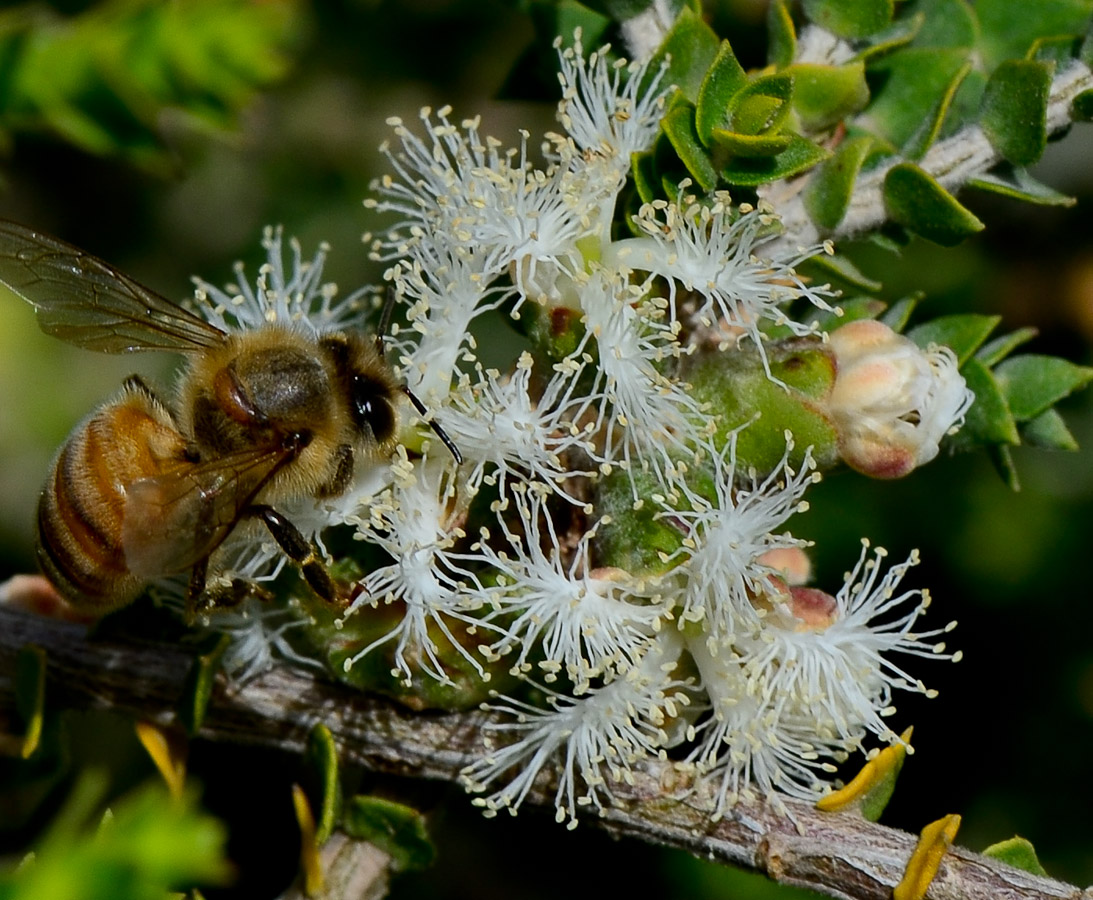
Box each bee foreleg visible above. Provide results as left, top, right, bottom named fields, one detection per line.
left=246, top=505, right=349, bottom=607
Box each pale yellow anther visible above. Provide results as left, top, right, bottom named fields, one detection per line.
left=893, top=813, right=961, bottom=900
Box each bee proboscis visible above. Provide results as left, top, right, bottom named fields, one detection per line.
left=0, top=220, right=457, bottom=615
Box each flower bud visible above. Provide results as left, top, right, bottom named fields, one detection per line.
left=825, top=320, right=973, bottom=478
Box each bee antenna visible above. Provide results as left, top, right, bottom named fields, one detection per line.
left=375, top=289, right=397, bottom=356
left=402, top=386, right=463, bottom=465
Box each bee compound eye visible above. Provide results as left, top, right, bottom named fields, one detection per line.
left=350, top=374, right=396, bottom=442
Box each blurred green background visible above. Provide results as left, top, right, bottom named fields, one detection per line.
left=2, top=0, right=1093, bottom=897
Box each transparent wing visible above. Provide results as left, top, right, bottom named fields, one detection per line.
left=0, top=219, right=227, bottom=353
left=121, top=446, right=293, bottom=577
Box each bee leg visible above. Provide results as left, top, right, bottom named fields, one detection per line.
left=246, top=505, right=349, bottom=607
left=185, top=558, right=209, bottom=623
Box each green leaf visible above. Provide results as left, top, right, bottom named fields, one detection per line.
left=800, top=251, right=883, bottom=292
left=979, top=59, right=1052, bottom=165
left=909, top=0, right=977, bottom=48
left=854, top=11, right=925, bottom=63
left=767, top=0, right=797, bottom=67
left=1022, top=407, right=1080, bottom=451
left=1071, top=88, right=1093, bottom=121
left=880, top=295, right=920, bottom=331
left=993, top=355, right=1093, bottom=421
left=903, top=60, right=971, bottom=159
left=710, top=129, right=792, bottom=157
left=860, top=47, right=970, bottom=153
left=982, top=836, right=1049, bottom=876
left=304, top=724, right=341, bottom=845
left=721, top=133, right=829, bottom=186
left=950, top=357, right=1019, bottom=449
left=662, top=102, right=719, bottom=191
left=803, top=134, right=874, bottom=231
left=804, top=295, right=885, bottom=331
left=728, top=72, right=795, bottom=136
left=646, top=6, right=719, bottom=101
left=342, top=797, right=436, bottom=872
left=989, top=443, right=1020, bottom=490
left=975, top=327, right=1039, bottom=367
left=177, top=633, right=230, bottom=738
left=631, top=148, right=659, bottom=203
left=976, top=0, right=1093, bottom=69
left=907, top=314, right=1000, bottom=364
left=968, top=166, right=1076, bottom=206
left=695, top=41, right=747, bottom=145
left=788, top=62, right=870, bottom=132
left=801, top=0, right=894, bottom=39
left=883, top=163, right=984, bottom=246
left=15, top=645, right=46, bottom=759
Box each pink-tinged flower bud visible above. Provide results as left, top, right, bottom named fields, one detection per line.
left=788, top=586, right=838, bottom=630
left=758, top=546, right=813, bottom=586
left=825, top=320, right=974, bottom=478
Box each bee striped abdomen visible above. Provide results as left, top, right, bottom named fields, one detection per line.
left=36, top=382, right=189, bottom=613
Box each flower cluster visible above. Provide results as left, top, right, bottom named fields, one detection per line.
left=193, top=34, right=970, bottom=825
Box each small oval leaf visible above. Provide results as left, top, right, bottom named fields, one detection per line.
left=883, top=163, right=984, bottom=246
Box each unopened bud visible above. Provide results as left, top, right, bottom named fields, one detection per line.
left=788, top=586, right=838, bottom=630
left=758, top=546, right=812, bottom=586
left=825, top=320, right=973, bottom=478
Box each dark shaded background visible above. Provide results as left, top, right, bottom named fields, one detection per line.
left=2, top=1, right=1092, bottom=897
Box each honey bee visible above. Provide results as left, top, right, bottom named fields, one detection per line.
left=0, top=220, right=458, bottom=615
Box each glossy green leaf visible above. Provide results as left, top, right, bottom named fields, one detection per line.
left=993, top=355, right=1093, bottom=421
left=950, top=357, right=1019, bottom=449
left=767, top=0, right=797, bottom=67
left=907, top=314, right=1000, bottom=364
left=968, top=167, right=1076, bottom=206
left=304, top=724, right=341, bottom=845
left=861, top=48, right=969, bottom=153
left=976, top=326, right=1039, bottom=367
left=645, top=6, right=719, bottom=101
left=662, top=102, right=719, bottom=191
left=982, top=836, right=1049, bottom=876
left=695, top=41, right=747, bottom=145
left=980, top=59, right=1052, bottom=165
left=15, top=645, right=47, bottom=759
left=729, top=73, right=795, bottom=136
left=1022, top=407, right=1080, bottom=451
left=976, top=0, right=1093, bottom=69
left=721, top=134, right=829, bottom=186
left=177, top=633, right=230, bottom=738
left=788, top=62, right=869, bottom=132
left=803, top=134, right=874, bottom=231
left=802, top=0, right=894, bottom=39
left=343, top=796, right=436, bottom=872
left=883, top=163, right=984, bottom=245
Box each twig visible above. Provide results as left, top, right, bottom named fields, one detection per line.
left=0, top=605, right=1087, bottom=900
left=764, top=62, right=1093, bottom=252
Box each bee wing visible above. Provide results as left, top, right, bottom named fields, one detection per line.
left=121, top=446, right=293, bottom=577
left=0, top=219, right=226, bottom=353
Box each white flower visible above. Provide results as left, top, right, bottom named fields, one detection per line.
left=607, top=196, right=838, bottom=376
left=191, top=226, right=373, bottom=334
left=339, top=455, right=490, bottom=685
left=658, top=430, right=818, bottom=644
left=440, top=352, right=596, bottom=503
left=554, top=33, right=670, bottom=173
left=740, top=541, right=959, bottom=744
left=568, top=269, right=704, bottom=477
left=684, top=634, right=847, bottom=818
left=826, top=319, right=975, bottom=478
left=461, top=632, right=690, bottom=828
left=466, top=489, right=666, bottom=685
